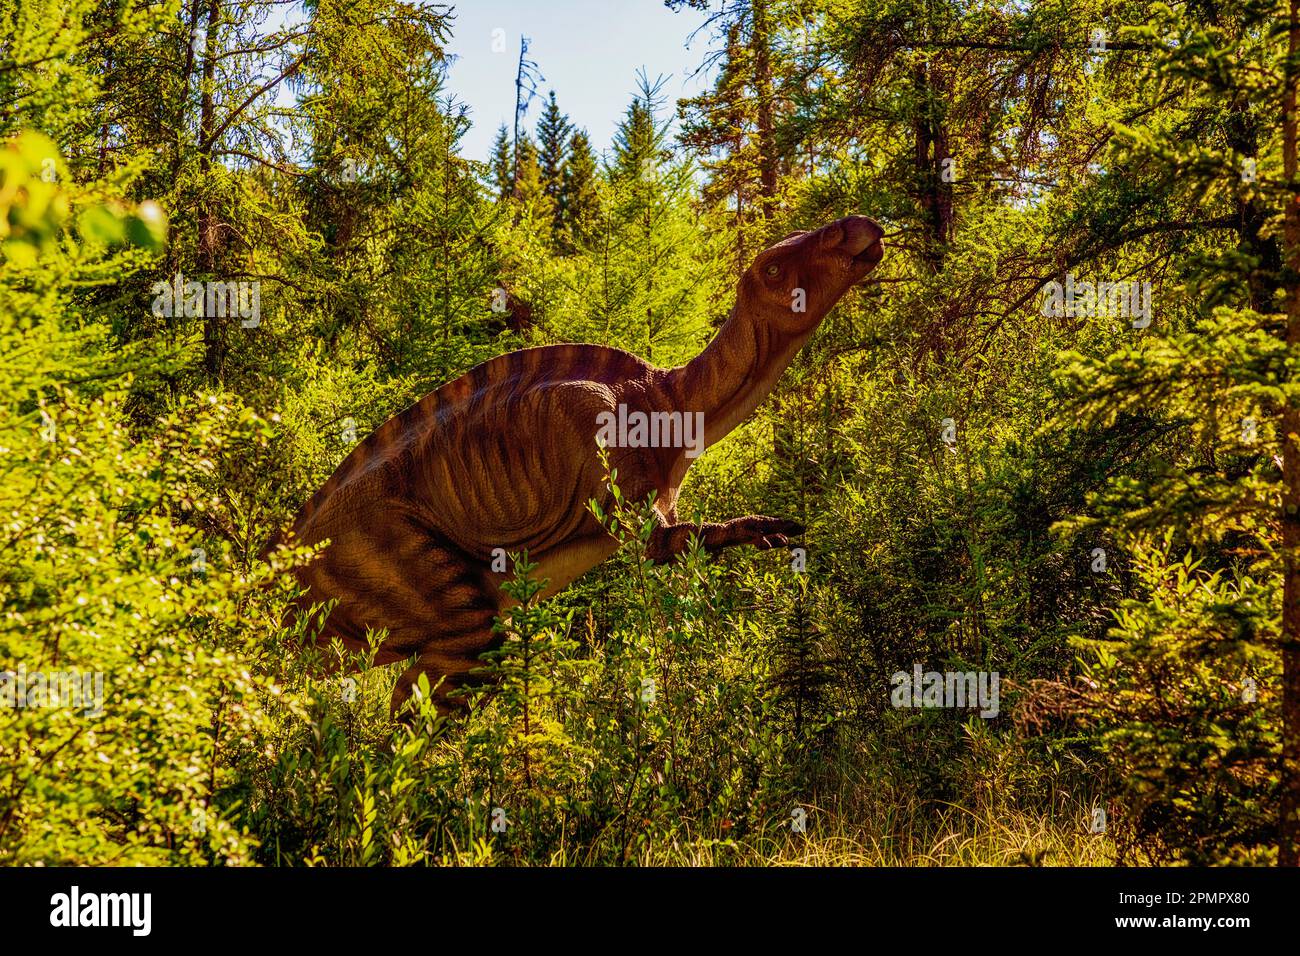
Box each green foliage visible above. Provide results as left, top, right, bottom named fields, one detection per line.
left=1043, top=0, right=1292, bottom=863
left=536, top=92, right=572, bottom=226
left=1074, top=535, right=1279, bottom=863
left=3, top=0, right=1295, bottom=867
left=195, top=466, right=812, bottom=866
left=489, top=125, right=514, bottom=201
left=559, top=130, right=601, bottom=252
left=0, top=127, right=288, bottom=865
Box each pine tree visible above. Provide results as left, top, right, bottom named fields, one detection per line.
left=559, top=129, right=601, bottom=252
left=296, top=0, right=497, bottom=384
left=511, top=34, right=543, bottom=196
left=673, top=0, right=785, bottom=236
left=610, top=75, right=669, bottom=185
left=489, top=124, right=514, bottom=200
left=536, top=91, right=572, bottom=231
left=513, top=135, right=546, bottom=207
left=1054, top=2, right=1295, bottom=863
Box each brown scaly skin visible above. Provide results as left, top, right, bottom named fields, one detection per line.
left=279, top=215, right=885, bottom=715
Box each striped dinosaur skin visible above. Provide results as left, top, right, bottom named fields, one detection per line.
left=281, top=215, right=885, bottom=714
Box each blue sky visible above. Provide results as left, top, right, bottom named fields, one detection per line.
left=441, top=0, right=715, bottom=162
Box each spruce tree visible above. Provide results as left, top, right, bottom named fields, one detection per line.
left=1055, top=2, right=1295, bottom=863
left=536, top=91, right=572, bottom=232
left=489, top=123, right=514, bottom=200
left=559, top=129, right=601, bottom=252
left=610, top=75, right=669, bottom=185
left=513, top=135, right=547, bottom=207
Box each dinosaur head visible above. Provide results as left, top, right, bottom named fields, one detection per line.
left=739, top=215, right=884, bottom=334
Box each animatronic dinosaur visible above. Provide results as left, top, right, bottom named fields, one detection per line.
left=281, top=215, right=885, bottom=713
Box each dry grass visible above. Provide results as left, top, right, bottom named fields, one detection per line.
left=635, top=799, right=1115, bottom=866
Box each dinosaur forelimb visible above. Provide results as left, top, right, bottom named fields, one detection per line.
left=646, top=515, right=804, bottom=562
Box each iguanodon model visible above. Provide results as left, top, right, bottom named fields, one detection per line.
left=279, top=215, right=885, bottom=713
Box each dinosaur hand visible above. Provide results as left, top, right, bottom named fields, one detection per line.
left=733, top=516, right=804, bottom=550
left=652, top=516, right=804, bottom=561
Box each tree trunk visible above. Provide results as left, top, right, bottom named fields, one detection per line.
left=912, top=59, right=952, bottom=267
left=1279, top=0, right=1300, bottom=868
left=198, top=0, right=223, bottom=377
left=752, top=0, right=777, bottom=219
left=512, top=37, right=526, bottom=199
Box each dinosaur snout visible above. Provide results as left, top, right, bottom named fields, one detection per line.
left=831, top=215, right=884, bottom=261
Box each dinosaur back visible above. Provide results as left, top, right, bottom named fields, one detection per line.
left=286, top=343, right=656, bottom=548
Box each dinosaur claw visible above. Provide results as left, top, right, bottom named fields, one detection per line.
left=741, top=516, right=803, bottom=547
left=763, top=519, right=803, bottom=538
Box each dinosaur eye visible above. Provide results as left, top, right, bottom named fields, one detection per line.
left=764, top=264, right=780, bottom=277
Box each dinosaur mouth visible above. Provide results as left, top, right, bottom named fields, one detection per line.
left=830, top=216, right=884, bottom=269
left=853, top=239, right=884, bottom=267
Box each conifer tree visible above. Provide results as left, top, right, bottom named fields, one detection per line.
left=1055, top=1, right=1296, bottom=864
left=559, top=129, right=601, bottom=252
left=490, top=124, right=514, bottom=200
left=673, top=0, right=787, bottom=240
left=536, top=91, right=572, bottom=232
left=610, top=74, right=669, bottom=186
left=513, top=135, right=547, bottom=208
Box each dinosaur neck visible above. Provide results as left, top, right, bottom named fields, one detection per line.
left=668, top=302, right=810, bottom=451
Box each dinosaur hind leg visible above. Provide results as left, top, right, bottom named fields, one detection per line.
left=349, top=522, right=505, bottom=718
left=388, top=589, right=502, bottom=719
